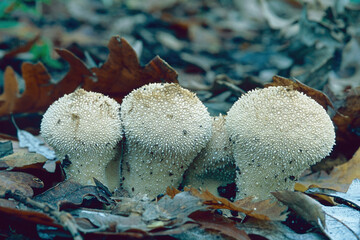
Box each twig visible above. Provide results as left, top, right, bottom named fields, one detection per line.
left=4, top=190, right=83, bottom=240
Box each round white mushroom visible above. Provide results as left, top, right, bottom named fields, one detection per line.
left=226, top=86, right=335, bottom=200
left=183, top=115, right=236, bottom=196
left=120, top=83, right=212, bottom=198
left=41, top=89, right=123, bottom=191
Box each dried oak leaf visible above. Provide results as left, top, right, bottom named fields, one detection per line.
left=0, top=152, right=47, bottom=169
left=166, top=186, right=181, bottom=198
left=265, top=75, right=333, bottom=110
left=188, top=188, right=288, bottom=221
left=2, top=34, right=40, bottom=59
left=34, top=179, right=113, bottom=209
left=0, top=36, right=177, bottom=117
left=189, top=211, right=250, bottom=240
left=0, top=206, right=61, bottom=228
left=0, top=171, right=43, bottom=197
left=0, top=60, right=88, bottom=116
left=299, top=147, right=360, bottom=192
left=83, top=36, right=178, bottom=102
left=332, top=87, right=360, bottom=157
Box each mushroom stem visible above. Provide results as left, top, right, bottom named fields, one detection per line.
left=183, top=115, right=236, bottom=196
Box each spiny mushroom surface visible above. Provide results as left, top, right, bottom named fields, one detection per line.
left=226, top=86, right=335, bottom=200
left=120, top=83, right=212, bottom=198
left=41, top=89, right=123, bottom=191
left=183, top=115, right=236, bottom=196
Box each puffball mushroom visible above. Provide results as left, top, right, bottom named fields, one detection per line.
left=40, top=89, right=123, bottom=191
left=183, top=115, right=236, bottom=196
left=120, top=83, right=212, bottom=198
left=226, top=86, right=335, bottom=200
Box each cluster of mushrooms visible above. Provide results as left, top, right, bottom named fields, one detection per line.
left=40, top=83, right=335, bottom=200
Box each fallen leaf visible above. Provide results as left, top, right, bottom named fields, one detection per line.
left=299, top=147, right=360, bottom=192
left=322, top=205, right=360, bottom=240
left=239, top=217, right=326, bottom=240
left=34, top=179, right=113, bottom=209
left=332, top=87, right=360, bottom=158
left=272, top=191, right=325, bottom=229
left=0, top=141, right=13, bottom=158
left=2, top=34, right=40, bottom=59
left=305, top=179, right=360, bottom=211
left=83, top=36, right=178, bottom=102
left=0, top=67, right=18, bottom=115
left=295, top=183, right=336, bottom=205
left=0, top=206, right=61, bottom=228
left=188, top=188, right=288, bottom=221
left=16, top=127, right=56, bottom=159
left=0, top=36, right=178, bottom=117
left=0, top=152, right=47, bottom=169
left=265, top=75, right=334, bottom=110
left=0, top=171, right=43, bottom=197
left=166, top=186, right=181, bottom=198
left=189, top=210, right=251, bottom=240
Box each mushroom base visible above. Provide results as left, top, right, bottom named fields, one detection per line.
left=183, top=163, right=236, bottom=196
left=235, top=166, right=299, bottom=201
left=64, top=148, right=121, bottom=192
left=121, top=146, right=196, bottom=198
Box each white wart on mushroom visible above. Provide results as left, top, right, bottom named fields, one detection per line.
left=120, top=83, right=212, bottom=198
left=226, top=86, right=335, bottom=200
left=183, top=114, right=236, bottom=196
left=41, top=89, right=123, bottom=191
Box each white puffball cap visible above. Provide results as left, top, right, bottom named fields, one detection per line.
left=121, top=83, right=212, bottom=157
left=226, top=86, right=335, bottom=199
left=120, top=83, right=213, bottom=198
left=40, top=89, right=122, bottom=189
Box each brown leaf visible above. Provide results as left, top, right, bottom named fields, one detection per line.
left=166, top=186, right=181, bottom=198
left=332, top=87, right=360, bottom=158
left=294, top=183, right=336, bottom=205
left=0, top=67, right=18, bottom=114
left=34, top=179, right=113, bottom=209
left=18, top=62, right=57, bottom=112
left=299, top=147, right=360, bottom=192
left=265, top=75, right=334, bottom=110
left=272, top=191, right=326, bottom=229
left=0, top=152, right=47, bottom=169
left=0, top=36, right=178, bottom=117
left=189, top=211, right=251, bottom=240
left=0, top=171, right=43, bottom=197
left=54, top=48, right=92, bottom=97
left=0, top=206, right=61, bottom=228
left=188, top=188, right=288, bottom=221
left=83, top=36, right=178, bottom=102
left=3, top=34, right=40, bottom=59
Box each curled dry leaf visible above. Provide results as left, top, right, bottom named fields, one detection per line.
left=272, top=191, right=326, bottom=229
left=0, top=36, right=178, bottom=117
left=188, top=188, right=288, bottom=221
left=265, top=75, right=334, bottom=110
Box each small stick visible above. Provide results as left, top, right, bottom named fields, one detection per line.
left=4, top=190, right=83, bottom=240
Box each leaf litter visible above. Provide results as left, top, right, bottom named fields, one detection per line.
left=0, top=0, right=360, bottom=239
